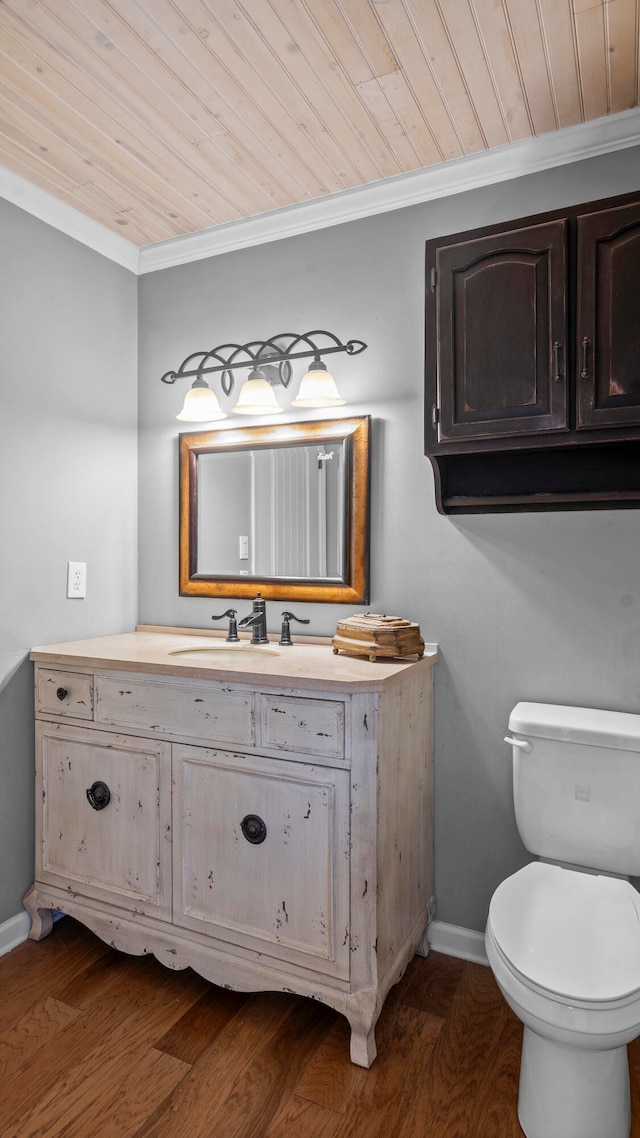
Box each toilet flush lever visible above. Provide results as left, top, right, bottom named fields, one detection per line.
left=504, top=736, right=532, bottom=752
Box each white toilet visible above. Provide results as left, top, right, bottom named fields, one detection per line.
left=485, top=701, right=640, bottom=1138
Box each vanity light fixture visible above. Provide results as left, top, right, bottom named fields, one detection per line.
left=161, top=330, right=367, bottom=422
left=291, top=356, right=345, bottom=408
left=231, top=366, right=283, bottom=416
left=175, top=376, right=226, bottom=423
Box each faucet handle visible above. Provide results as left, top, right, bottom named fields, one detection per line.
left=279, top=611, right=310, bottom=646
left=212, top=608, right=239, bottom=642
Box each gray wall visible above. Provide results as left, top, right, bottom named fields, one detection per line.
left=0, top=200, right=138, bottom=924
left=148, top=144, right=640, bottom=935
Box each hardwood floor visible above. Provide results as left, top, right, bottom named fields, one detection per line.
left=2, top=916, right=640, bottom=1137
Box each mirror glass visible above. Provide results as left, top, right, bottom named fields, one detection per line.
left=179, top=416, right=370, bottom=603
left=197, top=441, right=347, bottom=580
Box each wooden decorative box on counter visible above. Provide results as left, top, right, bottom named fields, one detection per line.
left=333, top=613, right=425, bottom=662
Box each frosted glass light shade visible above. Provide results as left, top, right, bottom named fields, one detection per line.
left=291, top=364, right=346, bottom=407
left=232, top=376, right=284, bottom=415
left=176, top=381, right=226, bottom=422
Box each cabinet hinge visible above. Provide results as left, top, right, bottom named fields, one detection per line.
left=431, top=405, right=439, bottom=428
left=430, top=267, right=437, bottom=292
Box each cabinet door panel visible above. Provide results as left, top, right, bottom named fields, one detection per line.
left=37, top=723, right=171, bottom=918
left=577, top=202, right=640, bottom=428
left=174, top=745, right=350, bottom=979
left=435, top=220, right=568, bottom=441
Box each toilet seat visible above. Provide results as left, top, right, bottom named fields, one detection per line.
left=488, top=862, right=640, bottom=1004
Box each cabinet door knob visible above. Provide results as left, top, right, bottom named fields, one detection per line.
left=86, top=781, right=111, bottom=810
left=56, top=687, right=68, bottom=701
left=240, top=814, right=267, bottom=844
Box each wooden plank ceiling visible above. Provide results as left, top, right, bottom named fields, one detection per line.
left=0, top=0, right=638, bottom=247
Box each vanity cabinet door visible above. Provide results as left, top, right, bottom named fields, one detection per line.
left=173, top=744, right=351, bottom=980
left=36, top=723, right=171, bottom=919
left=431, top=219, right=568, bottom=443
left=576, top=200, right=640, bottom=429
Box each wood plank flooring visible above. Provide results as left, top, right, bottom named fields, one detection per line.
left=2, top=916, right=640, bottom=1137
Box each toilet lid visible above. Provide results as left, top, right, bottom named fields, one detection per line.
left=489, top=862, right=640, bottom=1002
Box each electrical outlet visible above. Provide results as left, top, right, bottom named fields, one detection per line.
left=67, top=561, right=87, bottom=599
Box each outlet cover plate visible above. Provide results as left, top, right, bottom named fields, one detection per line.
left=67, top=561, right=87, bottom=599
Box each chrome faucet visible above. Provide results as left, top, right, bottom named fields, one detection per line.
left=238, top=593, right=269, bottom=644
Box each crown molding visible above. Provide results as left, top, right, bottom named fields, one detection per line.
left=0, top=165, right=139, bottom=273
left=2, top=108, right=639, bottom=276
left=139, top=106, right=640, bottom=274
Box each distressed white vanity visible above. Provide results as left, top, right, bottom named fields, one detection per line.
left=24, top=626, right=437, bottom=1066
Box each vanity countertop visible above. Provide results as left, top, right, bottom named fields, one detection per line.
left=31, top=625, right=438, bottom=694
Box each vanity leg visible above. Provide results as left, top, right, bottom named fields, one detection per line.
left=345, top=990, right=381, bottom=1068
left=349, top=1022, right=377, bottom=1068
left=23, top=887, right=54, bottom=941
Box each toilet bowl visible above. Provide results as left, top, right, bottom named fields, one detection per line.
left=486, top=861, right=640, bottom=1138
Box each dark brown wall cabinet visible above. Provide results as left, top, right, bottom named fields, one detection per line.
left=425, top=192, right=640, bottom=513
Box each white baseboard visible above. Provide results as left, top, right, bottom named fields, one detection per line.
left=1, top=908, right=488, bottom=968
left=0, top=910, right=31, bottom=957
left=427, top=920, right=489, bottom=966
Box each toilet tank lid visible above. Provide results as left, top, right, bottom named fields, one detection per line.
left=509, top=702, right=640, bottom=751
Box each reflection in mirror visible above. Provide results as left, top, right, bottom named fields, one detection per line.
left=197, top=441, right=346, bottom=580
left=179, top=417, right=370, bottom=603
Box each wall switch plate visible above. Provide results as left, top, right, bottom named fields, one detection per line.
left=67, top=561, right=87, bottom=599
left=239, top=535, right=249, bottom=559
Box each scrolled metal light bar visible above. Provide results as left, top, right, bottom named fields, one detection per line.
left=161, top=330, right=367, bottom=397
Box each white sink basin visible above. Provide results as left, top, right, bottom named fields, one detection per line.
left=168, top=644, right=280, bottom=661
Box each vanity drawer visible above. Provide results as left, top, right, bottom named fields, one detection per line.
left=95, top=674, right=254, bottom=745
left=36, top=669, right=94, bottom=720
left=260, top=694, right=345, bottom=760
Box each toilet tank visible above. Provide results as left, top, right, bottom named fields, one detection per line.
left=508, top=702, right=640, bottom=875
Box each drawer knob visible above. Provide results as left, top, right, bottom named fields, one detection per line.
left=56, top=687, right=68, bottom=701
left=240, top=814, right=267, bottom=845
left=86, top=781, right=111, bottom=811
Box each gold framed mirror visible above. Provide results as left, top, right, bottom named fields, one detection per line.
left=179, top=416, right=370, bottom=603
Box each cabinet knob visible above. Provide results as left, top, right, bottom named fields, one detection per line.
left=240, top=814, right=267, bottom=845
left=86, top=781, right=111, bottom=811
left=56, top=687, right=68, bottom=701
